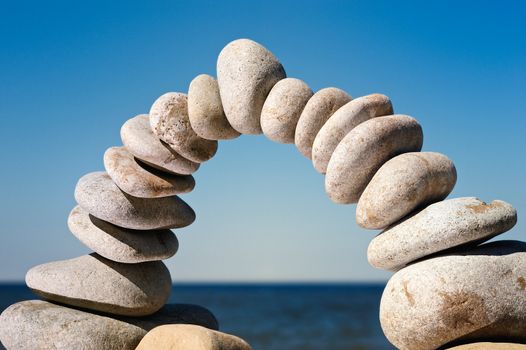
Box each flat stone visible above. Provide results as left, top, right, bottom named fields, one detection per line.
left=380, top=240, right=526, bottom=350
left=0, top=300, right=218, bottom=350
left=188, top=74, right=240, bottom=140
left=217, top=38, right=286, bottom=134
left=74, top=171, right=195, bottom=230
left=294, top=87, right=352, bottom=159
left=447, top=343, right=526, bottom=350
left=149, top=92, right=218, bottom=163
left=26, top=253, right=172, bottom=316
left=260, top=78, right=313, bottom=144
left=68, top=206, right=179, bottom=263
left=357, top=152, right=457, bottom=229
left=368, top=197, right=517, bottom=270
left=312, top=93, right=393, bottom=173
left=136, top=324, right=252, bottom=350
left=104, top=146, right=195, bottom=198
left=325, top=115, right=423, bottom=204
left=120, top=114, right=199, bottom=175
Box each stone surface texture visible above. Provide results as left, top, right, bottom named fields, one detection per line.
left=325, top=115, right=423, bottom=204
left=188, top=74, right=240, bottom=140
left=260, top=77, right=313, bottom=143
left=294, top=87, right=352, bottom=159
left=74, top=172, right=195, bottom=230
left=357, top=152, right=457, bottom=229
left=380, top=240, right=526, bottom=350
left=26, top=254, right=172, bottom=316
left=217, top=38, right=286, bottom=134
left=446, top=343, right=526, bottom=350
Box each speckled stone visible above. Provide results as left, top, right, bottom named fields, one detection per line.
left=368, top=197, right=517, bottom=270
left=0, top=300, right=219, bottom=350
left=447, top=343, right=526, bottom=350
left=217, top=38, right=286, bottom=134
left=294, top=87, right=352, bottom=159
left=120, top=114, right=199, bottom=175
left=357, top=152, right=457, bottom=229
left=136, top=325, right=252, bottom=350
left=104, top=146, right=195, bottom=198
left=260, top=78, right=313, bottom=143
left=188, top=74, right=240, bottom=140
left=380, top=240, right=526, bottom=350
left=312, top=93, right=394, bottom=173
left=149, top=92, right=218, bottom=163
left=26, top=253, right=172, bottom=317
left=68, top=206, right=179, bottom=264
left=325, top=115, right=423, bottom=204
left=74, top=172, right=195, bottom=230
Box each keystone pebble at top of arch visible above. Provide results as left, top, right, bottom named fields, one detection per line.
left=0, top=37, right=521, bottom=350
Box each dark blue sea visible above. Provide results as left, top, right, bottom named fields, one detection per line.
left=0, top=283, right=394, bottom=350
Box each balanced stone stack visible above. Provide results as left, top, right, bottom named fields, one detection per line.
left=0, top=38, right=522, bottom=350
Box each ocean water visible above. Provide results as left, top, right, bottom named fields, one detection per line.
left=0, top=283, right=394, bottom=349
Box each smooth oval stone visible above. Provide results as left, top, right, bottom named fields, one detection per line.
left=74, top=172, right=195, bottom=230
left=217, top=38, right=286, bottom=134
left=294, top=87, right=352, bottom=159
left=260, top=78, right=313, bottom=144
left=357, top=152, right=457, bottom=229
left=0, top=300, right=219, bottom=350
left=104, top=146, right=195, bottom=198
left=26, top=253, right=172, bottom=316
left=188, top=74, right=240, bottom=140
left=447, top=343, right=526, bottom=350
left=149, top=92, right=218, bottom=163
left=312, top=93, right=394, bottom=173
left=121, top=114, right=199, bottom=175
left=136, top=324, right=252, bottom=350
left=325, top=115, right=423, bottom=204
left=68, top=206, right=179, bottom=264
left=368, top=197, right=517, bottom=270
left=380, top=240, right=526, bottom=350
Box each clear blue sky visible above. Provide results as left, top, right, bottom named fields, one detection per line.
left=0, top=1, right=524, bottom=282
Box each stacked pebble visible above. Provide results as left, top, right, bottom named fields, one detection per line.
left=0, top=38, right=522, bottom=349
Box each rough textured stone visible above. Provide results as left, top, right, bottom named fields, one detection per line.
left=0, top=300, right=218, bottom=350
left=68, top=206, right=179, bottom=264
left=121, top=114, right=199, bottom=175
left=104, top=146, right=195, bottom=198
left=368, top=197, right=517, bottom=270
left=188, top=74, right=240, bottom=140
left=260, top=78, right=313, bottom=143
left=217, top=38, right=286, bottom=134
left=294, top=87, right=352, bottom=159
left=447, top=343, right=526, bottom=350
left=357, top=152, right=457, bottom=229
left=312, top=93, right=394, bottom=173
left=325, top=115, right=423, bottom=204
left=136, top=324, right=252, bottom=350
left=149, top=92, right=218, bottom=163
left=26, top=254, right=172, bottom=316
left=74, top=171, right=195, bottom=230
left=380, top=240, right=526, bottom=350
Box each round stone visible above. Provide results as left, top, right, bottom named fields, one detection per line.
left=120, top=114, right=199, bottom=175
left=26, top=253, right=172, bottom=316
left=0, top=300, right=219, bottom=350
left=325, top=115, right=423, bottom=204
left=368, top=197, right=517, bottom=270
left=149, top=92, right=218, bottom=163
left=217, top=38, right=286, bottom=134
left=312, top=93, right=394, bottom=173
left=74, top=171, right=195, bottom=230
left=294, top=87, right=352, bottom=159
left=260, top=78, right=313, bottom=143
left=136, top=324, right=252, bottom=350
left=380, top=240, right=526, bottom=350
left=104, top=146, right=195, bottom=198
left=447, top=343, right=526, bottom=350
left=68, top=206, right=179, bottom=264
left=357, top=152, right=457, bottom=229
left=188, top=74, right=240, bottom=140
